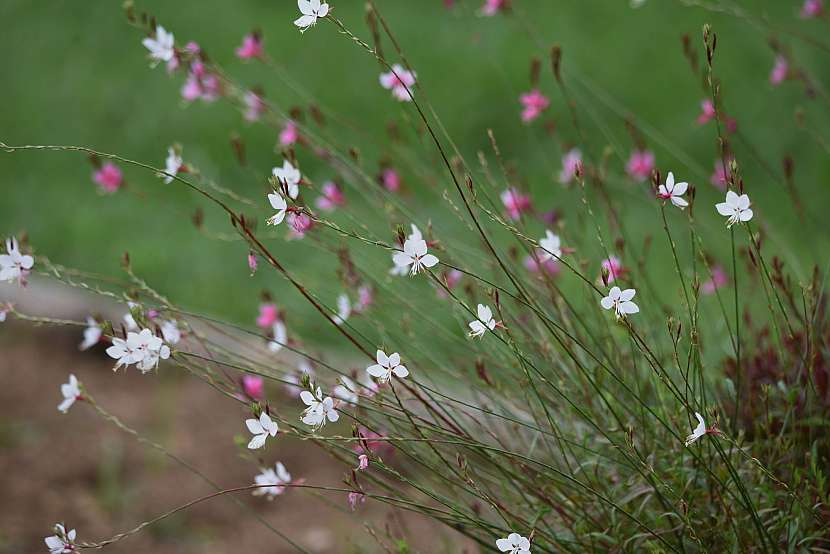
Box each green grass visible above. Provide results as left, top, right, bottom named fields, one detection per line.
left=2, top=0, right=828, bottom=338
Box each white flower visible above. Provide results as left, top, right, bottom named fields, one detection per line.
left=715, top=190, right=753, bottom=227
left=333, top=376, right=359, bottom=405
left=684, top=412, right=707, bottom=446
left=105, top=328, right=171, bottom=373
left=539, top=230, right=562, bottom=260
left=0, top=237, right=34, bottom=284
left=407, top=224, right=422, bottom=242
left=294, top=0, right=330, bottom=33
left=123, top=302, right=140, bottom=331
left=268, top=321, right=288, bottom=352
left=246, top=411, right=279, bottom=449
left=300, top=386, right=339, bottom=429
left=44, top=523, right=76, bottom=554
left=496, top=532, right=531, bottom=553
left=57, top=374, right=81, bottom=414
left=266, top=192, right=288, bottom=226
left=600, top=286, right=639, bottom=319
left=332, top=293, right=351, bottom=326
left=79, top=317, right=102, bottom=350
left=253, top=462, right=292, bottom=499
left=161, top=147, right=182, bottom=184
left=142, top=25, right=175, bottom=65
left=657, top=171, right=689, bottom=209
left=393, top=238, right=439, bottom=276
left=366, top=349, right=409, bottom=383
left=160, top=320, right=181, bottom=344
left=468, top=304, right=497, bottom=338
left=272, top=160, right=301, bottom=199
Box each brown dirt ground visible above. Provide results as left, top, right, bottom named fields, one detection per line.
left=0, top=324, right=476, bottom=553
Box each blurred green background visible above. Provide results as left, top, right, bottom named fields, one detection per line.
left=2, top=0, right=828, bottom=335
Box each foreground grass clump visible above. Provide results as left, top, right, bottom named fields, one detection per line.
left=3, top=1, right=830, bottom=552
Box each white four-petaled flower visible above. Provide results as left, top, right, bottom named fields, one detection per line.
left=684, top=412, right=707, bottom=446
left=253, top=462, right=292, bottom=499
left=657, top=171, right=689, bottom=209
left=366, top=349, right=409, bottom=383
left=715, top=190, right=753, bottom=228
left=538, top=230, right=562, bottom=260
left=300, top=386, right=339, bottom=429
left=0, top=237, right=34, bottom=284
left=496, top=532, right=531, bottom=554
left=272, top=160, right=302, bottom=199
left=600, top=286, right=639, bottom=319
left=294, top=0, right=330, bottom=33
left=44, top=523, right=76, bottom=554
left=105, top=328, right=171, bottom=373
left=246, top=411, right=279, bottom=449
left=142, top=25, right=175, bottom=65
left=58, top=374, right=81, bottom=414
left=468, top=304, right=497, bottom=339
left=392, top=238, right=438, bottom=276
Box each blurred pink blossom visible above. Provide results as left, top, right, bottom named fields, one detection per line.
left=696, top=99, right=716, bottom=125
left=500, top=187, right=532, bottom=220
left=242, top=375, right=264, bottom=400
left=381, top=168, right=401, bottom=192
left=524, top=251, right=560, bottom=276
left=279, top=121, right=299, bottom=146
left=243, top=91, right=266, bottom=121
left=436, top=269, right=463, bottom=298
left=710, top=158, right=732, bottom=191
left=626, top=150, right=655, bottom=182
left=801, top=0, right=823, bottom=17
left=347, top=491, right=365, bottom=511
left=702, top=265, right=728, bottom=295
left=559, top=149, right=582, bottom=184
left=93, top=162, right=123, bottom=193
left=769, top=56, right=788, bottom=85
left=247, top=252, right=257, bottom=274
left=519, top=89, right=549, bottom=123
left=379, top=64, right=417, bottom=101
left=236, top=33, right=263, bottom=60
left=315, top=181, right=346, bottom=212
left=256, top=303, right=279, bottom=329
left=481, top=0, right=507, bottom=15
left=601, top=256, right=627, bottom=284
left=288, top=212, right=314, bottom=238
left=356, top=454, right=369, bottom=471
left=356, top=285, right=374, bottom=312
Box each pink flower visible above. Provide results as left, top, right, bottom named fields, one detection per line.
left=524, top=251, right=560, bottom=275
left=702, top=265, right=728, bottom=295
left=288, top=212, right=314, bottom=239
left=500, top=187, right=532, bottom=220
left=519, top=89, right=549, bottom=123
left=247, top=252, right=258, bottom=275
left=184, top=41, right=201, bottom=55
left=347, top=491, right=365, bottom=511
left=242, top=375, right=265, bottom=400
left=723, top=115, right=737, bottom=134
left=93, top=162, right=123, bottom=193
left=236, top=33, right=263, bottom=60
left=356, top=285, right=374, bottom=313
left=379, top=64, right=417, bottom=102
left=381, top=168, right=401, bottom=192
left=256, top=303, right=279, bottom=329
left=696, top=99, right=716, bottom=125
left=181, top=61, right=222, bottom=103
left=243, top=91, right=266, bottom=121
left=770, top=56, right=788, bottom=85
left=710, top=158, right=732, bottom=191
left=436, top=269, right=463, bottom=299
left=356, top=454, right=369, bottom=471
left=601, top=256, right=627, bottom=284
left=314, top=181, right=346, bottom=212
left=625, top=150, right=655, bottom=182
left=481, top=0, right=507, bottom=15
left=801, top=0, right=823, bottom=18
left=279, top=121, right=299, bottom=147
left=559, top=149, right=582, bottom=184
left=181, top=75, right=203, bottom=102
left=355, top=428, right=393, bottom=457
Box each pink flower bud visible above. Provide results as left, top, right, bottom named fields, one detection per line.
left=242, top=375, right=265, bottom=400
left=93, top=162, right=124, bottom=193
